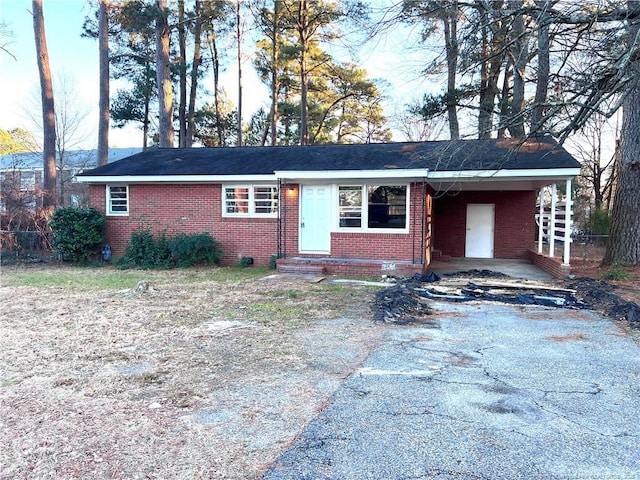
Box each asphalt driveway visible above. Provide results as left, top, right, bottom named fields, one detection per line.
left=263, top=301, right=640, bottom=480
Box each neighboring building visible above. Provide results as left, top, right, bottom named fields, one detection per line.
left=0, top=148, right=142, bottom=213
left=77, top=137, right=581, bottom=277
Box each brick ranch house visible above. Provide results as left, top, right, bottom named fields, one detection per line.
left=77, top=136, right=581, bottom=278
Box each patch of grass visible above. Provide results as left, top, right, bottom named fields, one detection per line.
left=1, top=265, right=273, bottom=290
left=603, top=268, right=629, bottom=281
left=216, top=301, right=307, bottom=325
left=132, top=372, right=164, bottom=386
left=270, top=289, right=302, bottom=299
left=248, top=301, right=306, bottom=323
left=179, top=267, right=272, bottom=284
left=320, top=284, right=350, bottom=294
left=1, top=379, right=20, bottom=388
left=2, top=267, right=150, bottom=290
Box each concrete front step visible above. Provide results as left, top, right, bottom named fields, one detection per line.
left=277, top=264, right=327, bottom=275
left=277, top=257, right=423, bottom=277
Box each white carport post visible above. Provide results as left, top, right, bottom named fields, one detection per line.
left=538, top=189, right=544, bottom=253
left=549, top=183, right=557, bottom=258
left=563, top=178, right=572, bottom=265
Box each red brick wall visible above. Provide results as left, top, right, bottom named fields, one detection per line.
left=90, top=184, right=278, bottom=266
left=280, top=184, right=300, bottom=260
left=92, top=183, right=535, bottom=267
left=279, top=182, right=426, bottom=264
left=433, top=190, right=536, bottom=259
left=526, top=249, right=571, bottom=279
left=331, top=184, right=426, bottom=262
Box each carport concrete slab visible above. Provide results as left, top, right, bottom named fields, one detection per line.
left=430, top=258, right=554, bottom=281
left=263, top=303, right=640, bottom=480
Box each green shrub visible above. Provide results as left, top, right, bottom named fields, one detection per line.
left=117, top=230, right=171, bottom=269
left=586, top=209, right=611, bottom=235
left=168, top=233, right=222, bottom=267
left=603, top=268, right=628, bottom=281
left=49, top=207, right=105, bottom=263
left=118, top=231, right=222, bottom=269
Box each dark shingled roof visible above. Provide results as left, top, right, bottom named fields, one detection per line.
left=78, top=136, right=580, bottom=177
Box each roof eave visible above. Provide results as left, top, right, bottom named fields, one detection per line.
left=76, top=167, right=581, bottom=184
left=427, top=167, right=581, bottom=181
left=274, top=168, right=430, bottom=181
left=76, top=174, right=277, bottom=184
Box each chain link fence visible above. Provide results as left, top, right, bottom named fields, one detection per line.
left=571, top=233, right=609, bottom=264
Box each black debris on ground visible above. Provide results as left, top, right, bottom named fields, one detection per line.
left=372, top=279, right=437, bottom=326
left=371, top=271, right=640, bottom=330
left=442, top=269, right=510, bottom=279
left=567, top=277, right=640, bottom=327
left=418, top=285, right=590, bottom=308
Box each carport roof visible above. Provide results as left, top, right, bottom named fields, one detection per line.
left=77, top=136, right=581, bottom=181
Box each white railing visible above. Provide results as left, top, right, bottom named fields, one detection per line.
left=537, top=182, right=573, bottom=265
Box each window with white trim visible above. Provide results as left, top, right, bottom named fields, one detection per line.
left=107, top=185, right=129, bottom=215
left=223, top=185, right=278, bottom=217
left=339, top=186, right=362, bottom=227
left=338, top=184, right=408, bottom=231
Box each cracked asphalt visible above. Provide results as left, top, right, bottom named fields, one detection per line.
left=263, top=302, right=640, bottom=480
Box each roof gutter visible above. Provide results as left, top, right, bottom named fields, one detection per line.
left=274, top=168, right=431, bottom=181
left=426, top=167, right=581, bottom=181
left=76, top=167, right=581, bottom=184
left=76, top=174, right=277, bottom=184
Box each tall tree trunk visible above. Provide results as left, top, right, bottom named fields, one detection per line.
left=265, top=0, right=280, bottom=146
left=509, top=0, right=526, bottom=138
left=477, top=8, right=491, bottom=138
left=602, top=11, right=640, bottom=266
left=186, top=0, right=202, bottom=148
left=156, top=0, right=174, bottom=147
left=531, top=0, right=550, bottom=132
left=209, top=34, right=224, bottom=146
left=298, top=0, right=309, bottom=145
left=498, top=59, right=513, bottom=139
left=236, top=0, right=243, bottom=146
left=443, top=3, right=459, bottom=140
left=98, top=0, right=110, bottom=166
left=143, top=58, right=152, bottom=150
left=477, top=1, right=506, bottom=139
left=143, top=94, right=149, bottom=150
left=32, top=0, right=56, bottom=214
left=178, top=0, right=187, bottom=147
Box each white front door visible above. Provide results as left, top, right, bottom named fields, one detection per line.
left=299, top=185, right=331, bottom=253
left=465, top=204, right=495, bottom=258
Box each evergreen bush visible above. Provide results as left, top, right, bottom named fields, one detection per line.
left=117, top=230, right=222, bottom=269
left=49, top=207, right=106, bottom=263
left=117, top=230, right=171, bottom=269
left=168, top=233, right=222, bottom=267
left=586, top=209, right=611, bottom=235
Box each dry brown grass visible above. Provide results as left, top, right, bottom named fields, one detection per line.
left=0, top=266, right=386, bottom=479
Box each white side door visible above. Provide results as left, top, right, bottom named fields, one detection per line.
left=465, top=204, right=495, bottom=258
left=299, top=185, right=332, bottom=253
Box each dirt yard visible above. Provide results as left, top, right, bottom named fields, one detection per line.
left=0, top=266, right=387, bottom=480
left=1, top=261, right=638, bottom=479
left=564, top=242, right=640, bottom=304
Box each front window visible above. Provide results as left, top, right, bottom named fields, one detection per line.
left=367, top=185, right=407, bottom=229
left=339, top=186, right=362, bottom=227
left=338, top=184, right=408, bottom=231
left=107, top=185, right=128, bottom=215
left=223, top=185, right=278, bottom=217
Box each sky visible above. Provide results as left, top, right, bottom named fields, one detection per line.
left=0, top=0, right=434, bottom=150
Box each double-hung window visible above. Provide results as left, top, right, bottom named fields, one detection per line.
left=338, top=184, right=408, bottom=231
left=223, top=185, right=278, bottom=217
left=339, top=186, right=363, bottom=227
left=107, top=185, right=129, bottom=215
